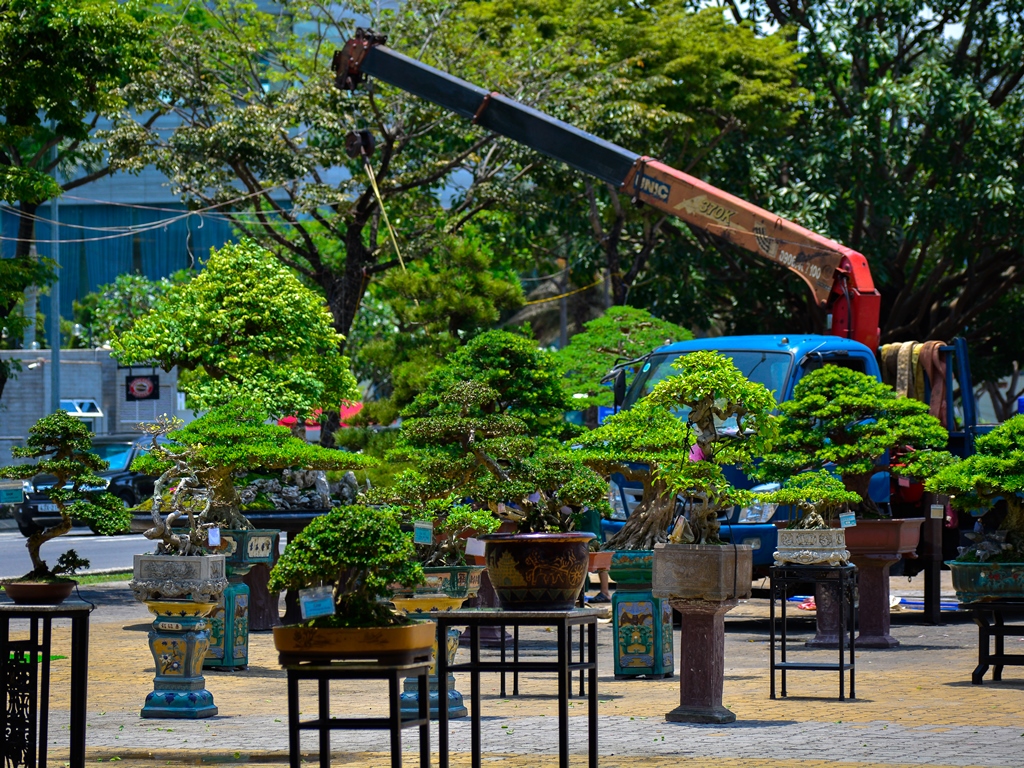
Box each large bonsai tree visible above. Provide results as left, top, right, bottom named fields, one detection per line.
left=112, top=238, right=359, bottom=420
left=926, top=416, right=1024, bottom=561
left=384, top=330, right=608, bottom=533
left=578, top=350, right=776, bottom=548
left=268, top=504, right=422, bottom=628
left=132, top=399, right=374, bottom=552
left=757, top=366, right=951, bottom=515
left=0, top=411, right=131, bottom=578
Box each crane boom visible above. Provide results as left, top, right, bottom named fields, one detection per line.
left=333, top=30, right=881, bottom=348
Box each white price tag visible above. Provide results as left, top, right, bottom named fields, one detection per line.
left=299, top=586, right=335, bottom=620
left=207, top=527, right=221, bottom=547
left=839, top=512, right=857, bottom=529
left=465, top=537, right=486, bottom=557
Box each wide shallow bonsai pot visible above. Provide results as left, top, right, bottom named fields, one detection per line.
left=842, top=518, right=923, bottom=555
left=775, top=528, right=850, bottom=567
left=1, top=580, right=75, bottom=605
left=273, top=621, right=436, bottom=664
left=480, top=532, right=595, bottom=611
left=948, top=560, right=1024, bottom=603
left=392, top=565, right=486, bottom=601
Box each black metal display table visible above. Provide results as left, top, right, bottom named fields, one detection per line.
left=770, top=564, right=857, bottom=700
left=0, top=600, right=94, bottom=768
left=434, top=609, right=598, bottom=768
left=283, top=660, right=431, bottom=768
left=963, top=600, right=1024, bottom=684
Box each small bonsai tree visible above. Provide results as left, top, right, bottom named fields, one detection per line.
left=762, top=470, right=862, bottom=530
left=926, top=416, right=1024, bottom=561
left=389, top=330, right=609, bottom=533
left=647, top=350, right=777, bottom=545
left=555, top=307, right=692, bottom=411
left=132, top=399, right=374, bottom=553
left=758, top=366, right=952, bottom=515
left=268, top=504, right=423, bottom=628
left=0, top=411, right=131, bottom=579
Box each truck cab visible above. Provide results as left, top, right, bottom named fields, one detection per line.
left=613, top=334, right=888, bottom=576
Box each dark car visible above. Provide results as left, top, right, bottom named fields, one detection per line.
left=14, top=434, right=158, bottom=537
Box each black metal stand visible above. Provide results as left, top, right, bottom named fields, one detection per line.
left=964, top=600, right=1024, bottom=684
left=0, top=600, right=94, bottom=768
left=770, top=564, right=857, bottom=700
left=284, top=660, right=431, bottom=768
left=434, top=609, right=598, bottom=768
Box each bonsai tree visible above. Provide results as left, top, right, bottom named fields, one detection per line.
left=574, top=401, right=696, bottom=549
left=645, top=350, right=777, bottom=545
left=111, top=238, right=359, bottom=422
left=268, top=504, right=423, bottom=628
left=555, top=307, right=692, bottom=414
left=926, top=416, right=1024, bottom=561
left=389, top=330, right=609, bottom=533
left=0, top=411, right=131, bottom=579
left=132, top=398, right=374, bottom=553
left=762, top=470, right=862, bottom=530
left=758, top=366, right=952, bottom=515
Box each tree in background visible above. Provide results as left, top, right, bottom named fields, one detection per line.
left=555, top=306, right=692, bottom=415
left=349, top=231, right=523, bottom=426
left=112, top=239, right=359, bottom=420
left=463, top=0, right=805, bottom=330
left=105, top=0, right=586, bottom=443
left=66, top=271, right=194, bottom=349
left=0, top=0, right=157, bottom=400
left=726, top=0, right=1024, bottom=347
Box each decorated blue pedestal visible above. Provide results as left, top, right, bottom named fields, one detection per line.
left=142, top=600, right=219, bottom=718
left=609, top=550, right=674, bottom=679
left=399, top=626, right=467, bottom=720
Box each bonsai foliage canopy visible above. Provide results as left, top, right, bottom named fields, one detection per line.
left=268, top=504, right=422, bottom=628
left=392, top=330, right=609, bottom=533
left=111, top=238, right=359, bottom=420
left=132, top=399, right=374, bottom=546
left=0, top=411, right=131, bottom=579
left=926, top=415, right=1024, bottom=561
left=648, top=350, right=777, bottom=545
left=763, top=470, right=862, bottom=529
left=757, top=366, right=951, bottom=514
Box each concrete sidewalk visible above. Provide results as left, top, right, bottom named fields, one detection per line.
left=5, top=575, right=1021, bottom=768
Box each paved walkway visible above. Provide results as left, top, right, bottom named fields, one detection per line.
left=4, top=574, right=1021, bottom=768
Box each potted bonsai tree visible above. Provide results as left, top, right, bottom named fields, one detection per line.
left=926, top=415, right=1024, bottom=602
left=757, top=365, right=952, bottom=648
left=0, top=410, right=132, bottom=604
left=131, top=398, right=374, bottom=669
left=268, top=504, right=433, bottom=661
left=763, top=470, right=862, bottom=567
left=391, top=330, right=610, bottom=610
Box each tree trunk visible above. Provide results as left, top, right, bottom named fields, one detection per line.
left=603, top=479, right=675, bottom=550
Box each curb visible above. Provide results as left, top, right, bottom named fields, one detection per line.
left=0, top=518, right=17, bottom=531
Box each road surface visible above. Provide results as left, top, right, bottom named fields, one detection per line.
left=0, top=527, right=154, bottom=578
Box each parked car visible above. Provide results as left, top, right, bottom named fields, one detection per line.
left=15, top=433, right=158, bottom=537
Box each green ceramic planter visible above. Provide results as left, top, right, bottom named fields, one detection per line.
left=948, top=560, right=1024, bottom=603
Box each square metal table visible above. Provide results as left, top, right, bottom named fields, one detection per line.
left=769, top=564, right=857, bottom=700
left=0, top=600, right=94, bottom=768
left=283, top=660, right=431, bottom=768
left=434, top=609, right=598, bottom=768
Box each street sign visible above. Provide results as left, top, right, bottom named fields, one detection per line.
left=0, top=478, right=24, bottom=504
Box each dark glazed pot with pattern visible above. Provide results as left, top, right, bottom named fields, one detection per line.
left=479, top=532, right=596, bottom=611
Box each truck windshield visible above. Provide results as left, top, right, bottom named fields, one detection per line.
left=622, top=350, right=792, bottom=410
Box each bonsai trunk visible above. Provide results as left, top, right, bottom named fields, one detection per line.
left=202, top=468, right=251, bottom=530
left=1004, top=498, right=1024, bottom=550
left=26, top=514, right=74, bottom=579
left=604, top=478, right=674, bottom=550
left=844, top=473, right=881, bottom=516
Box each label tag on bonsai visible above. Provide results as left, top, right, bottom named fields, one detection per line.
left=839, top=512, right=857, bottom=528
left=0, top=479, right=23, bottom=504
left=208, top=527, right=221, bottom=547
left=413, top=520, right=433, bottom=545
left=299, top=586, right=334, bottom=620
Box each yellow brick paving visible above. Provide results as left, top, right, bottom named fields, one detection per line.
left=8, top=578, right=1024, bottom=768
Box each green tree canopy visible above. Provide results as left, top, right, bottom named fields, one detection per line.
left=0, top=0, right=157, bottom=401
left=556, top=306, right=692, bottom=409
left=111, top=239, right=359, bottom=419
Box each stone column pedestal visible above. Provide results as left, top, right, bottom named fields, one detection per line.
left=806, top=580, right=844, bottom=648
left=665, top=598, right=738, bottom=724
left=850, top=553, right=901, bottom=648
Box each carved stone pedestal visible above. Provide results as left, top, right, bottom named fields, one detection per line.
left=665, top=598, right=738, bottom=723
left=850, top=553, right=901, bottom=648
